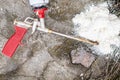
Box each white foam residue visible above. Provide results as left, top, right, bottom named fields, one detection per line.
left=72, top=3, right=120, bottom=55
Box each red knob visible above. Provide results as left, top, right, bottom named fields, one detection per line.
left=34, top=8, right=47, bottom=18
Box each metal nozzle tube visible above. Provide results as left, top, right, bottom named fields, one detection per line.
left=49, top=30, right=99, bottom=45
left=14, top=21, right=99, bottom=45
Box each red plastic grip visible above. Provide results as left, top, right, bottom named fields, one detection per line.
left=2, top=26, right=27, bottom=57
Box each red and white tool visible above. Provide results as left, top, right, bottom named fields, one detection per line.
left=2, top=0, right=49, bottom=57
left=2, top=0, right=98, bottom=58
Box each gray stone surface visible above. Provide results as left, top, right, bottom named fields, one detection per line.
left=17, top=49, right=53, bottom=77
left=8, top=76, right=38, bottom=80
left=0, top=0, right=113, bottom=80
left=71, top=47, right=95, bottom=67
left=44, top=61, right=77, bottom=80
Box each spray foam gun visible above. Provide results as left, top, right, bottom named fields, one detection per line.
left=2, top=0, right=99, bottom=58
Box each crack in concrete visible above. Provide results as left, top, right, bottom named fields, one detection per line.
left=40, top=60, right=55, bottom=80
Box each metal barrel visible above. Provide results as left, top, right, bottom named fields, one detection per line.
left=14, top=21, right=99, bottom=45
left=49, top=30, right=99, bottom=45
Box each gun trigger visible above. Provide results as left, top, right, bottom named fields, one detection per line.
left=32, top=19, right=38, bottom=34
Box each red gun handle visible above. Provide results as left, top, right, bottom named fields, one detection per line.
left=2, top=26, right=27, bottom=57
